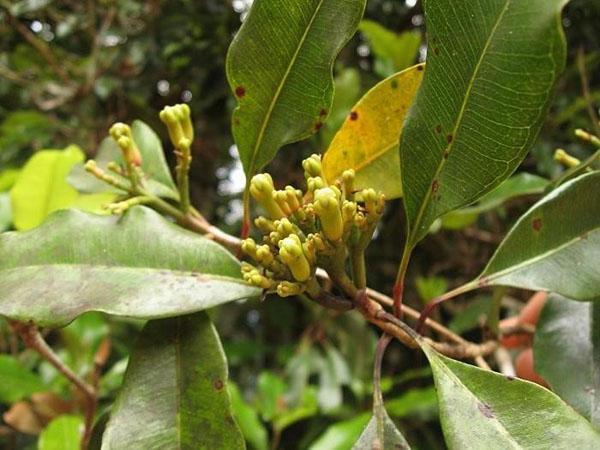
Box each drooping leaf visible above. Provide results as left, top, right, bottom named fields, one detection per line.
left=400, top=0, right=569, bottom=247
left=358, top=20, right=421, bottom=78
left=0, top=355, right=45, bottom=403
left=229, top=383, right=269, bottom=450
left=38, top=415, right=83, bottom=450
left=10, top=146, right=113, bottom=230
left=101, top=312, right=244, bottom=449
left=226, top=0, right=366, bottom=179
left=323, top=64, right=424, bottom=198
left=0, top=206, right=259, bottom=328
left=422, top=343, right=600, bottom=449
left=534, top=294, right=600, bottom=425
left=441, top=172, right=549, bottom=230
left=478, top=171, right=600, bottom=300
left=68, top=120, right=179, bottom=200
left=352, top=408, right=410, bottom=450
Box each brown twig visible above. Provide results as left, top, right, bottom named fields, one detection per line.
left=147, top=198, right=498, bottom=365
left=577, top=47, right=600, bottom=137
left=11, top=322, right=96, bottom=449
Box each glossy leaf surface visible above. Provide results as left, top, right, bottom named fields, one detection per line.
left=534, top=294, right=600, bottom=424
left=323, top=64, right=424, bottom=198
left=227, top=0, right=366, bottom=178
left=422, top=344, right=600, bottom=449
left=0, top=207, right=259, bottom=327
left=479, top=172, right=600, bottom=300
left=400, top=0, right=568, bottom=246
left=102, top=312, right=244, bottom=449
left=10, top=146, right=112, bottom=230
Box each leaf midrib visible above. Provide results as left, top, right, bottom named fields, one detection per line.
left=248, top=0, right=325, bottom=175
left=408, top=0, right=512, bottom=245
left=483, top=228, right=599, bottom=284
left=430, top=352, right=522, bottom=449
left=0, top=264, right=247, bottom=285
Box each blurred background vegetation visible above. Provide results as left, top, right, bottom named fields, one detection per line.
left=0, top=0, right=598, bottom=448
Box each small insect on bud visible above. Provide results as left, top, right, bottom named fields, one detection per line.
left=277, top=281, right=304, bottom=297
left=302, top=154, right=323, bottom=178
left=314, top=187, right=343, bottom=241
left=278, top=234, right=312, bottom=282
left=250, top=174, right=285, bottom=219
left=109, top=123, right=142, bottom=166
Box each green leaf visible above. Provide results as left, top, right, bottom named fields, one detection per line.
left=0, top=168, right=20, bottom=192
left=0, top=206, right=259, bottom=327
left=0, top=193, right=11, bottom=232
left=0, top=355, right=45, bottom=403
left=534, top=294, right=600, bottom=425
left=10, top=146, right=113, bottom=231
left=352, top=408, right=410, bottom=450
left=385, top=386, right=438, bottom=420
left=358, top=20, right=421, bottom=77
left=68, top=121, right=178, bottom=200
left=101, top=312, right=244, bottom=449
left=422, top=344, right=600, bottom=449
left=323, top=65, right=424, bottom=199
left=309, top=414, right=370, bottom=450
left=400, top=0, right=569, bottom=247
left=38, top=415, right=83, bottom=450
left=478, top=172, right=600, bottom=300
left=229, top=383, right=269, bottom=450
left=226, top=0, right=366, bottom=178
left=415, top=275, right=447, bottom=303
left=441, top=173, right=549, bottom=230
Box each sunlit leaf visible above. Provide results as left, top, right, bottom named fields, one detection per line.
left=226, top=0, right=366, bottom=179
left=323, top=64, right=423, bottom=198
left=101, top=312, right=244, bottom=449
left=38, top=415, right=83, bottom=450
left=0, top=206, right=259, bottom=327
left=400, top=0, right=569, bottom=247
left=10, top=146, right=113, bottom=230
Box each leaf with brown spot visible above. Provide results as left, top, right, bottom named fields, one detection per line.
left=0, top=207, right=260, bottom=328
left=102, top=312, right=244, bottom=449
left=421, top=342, right=600, bottom=449
left=323, top=64, right=424, bottom=199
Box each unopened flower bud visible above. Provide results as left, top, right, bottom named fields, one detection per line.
left=554, top=149, right=581, bottom=168
left=160, top=104, right=194, bottom=148
left=109, top=123, right=142, bottom=166
left=361, top=188, right=385, bottom=216
left=277, top=281, right=304, bottom=297
left=250, top=174, right=285, bottom=219
left=314, top=187, right=343, bottom=241
left=241, top=238, right=257, bottom=256
left=303, top=154, right=323, bottom=178
left=255, top=245, right=274, bottom=266
left=342, top=200, right=357, bottom=222
left=285, top=186, right=302, bottom=211
left=278, top=235, right=311, bottom=282
left=273, top=190, right=293, bottom=216
left=342, top=169, right=355, bottom=198
left=255, top=217, right=276, bottom=234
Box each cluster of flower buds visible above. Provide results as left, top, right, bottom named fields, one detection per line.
left=109, top=123, right=142, bottom=167
left=159, top=104, right=194, bottom=150
left=241, top=154, right=385, bottom=297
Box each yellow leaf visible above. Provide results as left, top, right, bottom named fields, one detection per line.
left=322, top=63, right=424, bottom=199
